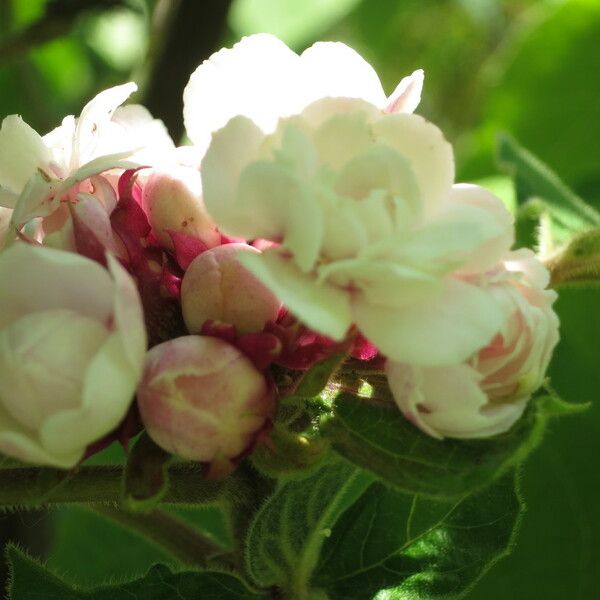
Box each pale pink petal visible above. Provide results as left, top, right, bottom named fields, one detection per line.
left=386, top=361, right=526, bottom=438
left=384, top=69, right=424, bottom=114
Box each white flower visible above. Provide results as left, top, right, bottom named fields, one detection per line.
left=0, top=83, right=174, bottom=233
left=183, top=33, right=424, bottom=158
left=386, top=250, right=560, bottom=438
left=0, top=244, right=146, bottom=467
left=201, top=98, right=513, bottom=365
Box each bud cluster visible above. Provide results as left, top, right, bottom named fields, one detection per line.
left=0, top=34, right=559, bottom=475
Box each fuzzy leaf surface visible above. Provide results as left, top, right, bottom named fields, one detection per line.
left=6, top=546, right=264, bottom=599
left=315, top=472, right=522, bottom=600
left=244, top=457, right=372, bottom=594
left=323, top=391, right=549, bottom=499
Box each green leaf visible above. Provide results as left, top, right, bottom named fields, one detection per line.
left=46, top=505, right=177, bottom=587
left=548, top=282, right=600, bottom=405
left=244, top=457, right=372, bottom=596
left=6, top=546, right=264, bottom=600
left=323, top=391, right=548, bottom=499
left=497, top=133, right=600, bottom=245
left=315, top=472, right=522, bottom=600
left=470, top=0, right=600, bottom=196
left=466, top=284, right=600, bottom=599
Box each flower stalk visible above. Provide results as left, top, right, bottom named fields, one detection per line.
left=0, top=465, right=227, bottom=507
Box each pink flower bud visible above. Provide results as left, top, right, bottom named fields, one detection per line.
left=137, top=335, right=274, bottom=477
left=181, top=243, right=282, bottom=335
left=141, top=166, right=220, bottom=251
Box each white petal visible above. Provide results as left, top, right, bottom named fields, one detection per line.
left=0, top=115, right=53, bottom=194
left=0, top=186, right=18, bottom=209
left=371, top=113, right=454, bottom=212
left=0, top=244, right=113, bottom=329
left=504, top=248, right=551, bottom=289
left=299, top=41, right=387, bottom=108
left=106, top=253, right=147, bottom=370
left=39, top=257, right=145, bottom=456
left=59, top=151, right=137, bottom=192
left=300, top=97, right=380, bottom=132
left=72, top=82, right=137, bottom=167
left=320, top=257, right=440, bottom=307
left=40, top=332, right=136, bottom=455
left=239, top=250, right=352, bottom=340
left=0, top=309, right=107, bottom=430
left=201, top=115, right=265, bottom=235
left=9, top=171, right=60, bottom=229
left=367, top=202, right=508, bottom=275
left=0, top=206, right=12, bottom=249
left=184, top=34, right=301, bottom=156
left=384, top=69, right=424, bottom=114
left=43, top=115, right=76, bottom=177
left=311, top=106, right=378, bottom=172
left=449, top=184, right=514, bottom=273
left=354, top=278, right=504, bottom=366
left=95, top=104, right=175, bottom=165
left=0, top=426, right=82, bottom=468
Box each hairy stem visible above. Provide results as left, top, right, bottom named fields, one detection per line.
left=0, top=465, right=227, bottom=507
left=92, top=505, right=228, bottom=567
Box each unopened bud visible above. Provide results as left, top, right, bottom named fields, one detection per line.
left=141, top=166, right=220, bottom=251
left=181, top=243, right=281, bottom=335
left=137, top=335, right=274, bottom=477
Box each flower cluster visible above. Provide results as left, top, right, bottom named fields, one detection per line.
left=0, top=34, right=559, bottom=474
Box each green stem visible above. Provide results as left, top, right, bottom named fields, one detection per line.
left=0, top=465, right=226, bottom=507
left=92, top=505, right=228, bottom=568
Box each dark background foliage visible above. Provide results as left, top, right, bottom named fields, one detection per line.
left=1, top=1, right=599, bottom=597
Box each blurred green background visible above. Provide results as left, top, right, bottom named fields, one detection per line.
left=1, top=0, right=599, bottom=598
